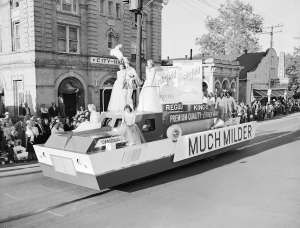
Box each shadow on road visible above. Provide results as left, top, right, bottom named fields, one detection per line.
left=114, top=129, right=300, bottom=193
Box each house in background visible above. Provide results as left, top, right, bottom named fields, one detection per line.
left=164, top=48, right=291, bottom=105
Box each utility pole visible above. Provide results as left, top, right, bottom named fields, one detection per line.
left=125, top=0, right=168, bottom=107
left=260, top=24, right=283, bottom=103
left=136, top=8, right=143, bottom=106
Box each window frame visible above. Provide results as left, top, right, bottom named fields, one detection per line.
left=108, top=1, right=113, bottom=16
left=107, top=32, right=114, bottom=49
left=56, top=0, right=79, bottom=14
left=57, top=24, right=80, bottom=54
left=0, top=26, right=2, bottom=53
left=116, top=3, right=121, bottom=18
left=100, top=0, right=106, bottom=15
left=12, top=21, right=21, bottom=52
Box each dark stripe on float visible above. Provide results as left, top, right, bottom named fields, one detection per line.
left=0, top=171, right=42, bottom=179
left=0, top=189, right=113, bottom=224
left=0, top=166, right=40, bottom=173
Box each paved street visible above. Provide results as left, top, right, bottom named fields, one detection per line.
left=1, top=114, right=300, bottom=228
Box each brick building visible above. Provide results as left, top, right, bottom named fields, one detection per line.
left=0, top=0, right=163, bottom=120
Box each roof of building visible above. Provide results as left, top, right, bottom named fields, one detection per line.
left=163, top=49, right=270, bottom=79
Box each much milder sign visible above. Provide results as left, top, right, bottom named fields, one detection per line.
left=173, top=122, right=257, bottom=162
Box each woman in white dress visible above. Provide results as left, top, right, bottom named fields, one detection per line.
left=108, top=64, right=127, bottom=111
left=117, top=105, right=146, bottom=145
left=73, top=104, right=102, bottom=132
left=137, top=59, right=162, bottom=112
left=123, top=58, right=142, bottom=109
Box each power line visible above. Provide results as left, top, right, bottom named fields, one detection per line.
left=162, top=20, right=180, bottom=57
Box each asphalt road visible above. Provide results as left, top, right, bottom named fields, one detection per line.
left=1, top=113, right=300, bottom=228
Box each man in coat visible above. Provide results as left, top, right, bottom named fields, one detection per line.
left=22, top=102, right=31, bottom=128
left=48, top=102, right=58, bottom=119
left=15, top=116, right=26, bottom=147
left=35, top=118, right=45, bottom=144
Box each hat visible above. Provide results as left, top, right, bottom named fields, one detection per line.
left=5, top=112, right=9, bottom=115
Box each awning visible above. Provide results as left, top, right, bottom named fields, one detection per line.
left=253, top=89, right=293, bottom=98
left=253, top=89, right=268, bottom=98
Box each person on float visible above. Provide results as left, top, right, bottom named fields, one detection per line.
left=107, top=64, right=127, bottom=112
left=207, top=92, right=215, bottom=109
left=117, top=104, right=146, bottom=146
left=137, top=59, right=162, bottom=113
left=72, top=104, right=101, bottom=132
left=225, top=91, right=237, bottom=117
left=123, top=58, right=142, bottom=109
left=215, top=90, right=228, bottom=122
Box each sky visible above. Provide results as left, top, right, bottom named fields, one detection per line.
left=161, top=0, right=300, bottom=59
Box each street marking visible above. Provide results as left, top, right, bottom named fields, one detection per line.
left=4, top=193, right=22, bottom=200
left=47, top=210, right=63, bottom=217
left=38, top=185, right=54, bottom=191
left=236, top=131, right=295, bottom=151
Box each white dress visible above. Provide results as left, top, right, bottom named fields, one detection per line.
left=137, top=67, right=162, bottom=112
left=73, top=110, right=102, bottom=132
left=108, top=70, right=126, bottom=111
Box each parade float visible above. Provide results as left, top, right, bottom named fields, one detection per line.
left=34, top=59, right=257, bottom=191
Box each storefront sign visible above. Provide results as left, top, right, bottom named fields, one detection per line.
left=278, top=52, right=285, bottom=79
left=164, top=109, right=218, bottom=125
left=173, top=122, right=257, bottom=162
left=90, top=57, right=122, bottom=65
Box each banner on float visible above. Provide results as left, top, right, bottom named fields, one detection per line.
left=177, top=61, right=203, bottom=104
left=173, top=122, right=257, bottom=162
left=163, top=103, right=209, bottom=112
left=164, top=109, right=219, bottom=125
left=155, top=66, right=179, bottom=104
left=155, top=60, right=203, bottom=105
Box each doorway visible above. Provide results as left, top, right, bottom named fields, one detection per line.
left=100, top=89, right=112, bottom=112
left=63, top=93, right=77, bottom=119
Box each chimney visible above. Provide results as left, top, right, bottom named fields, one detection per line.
left=185, top=55, right=188, bottom=59
left=167, top=56, right=169, bottom=60
left=244, top=50, right=248, bottom=54
left=190, top=49, right=193, bottom=60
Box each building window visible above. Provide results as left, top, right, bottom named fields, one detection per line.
left=13, top=22, right=20, bottom=51
left=12, top=0, right=20, bottom=9
left=0, top=26, right=2, bottom=53
left=108, top=33, right=113, bottom=49
left=142, top=39, right=146, bottom=59
left=58, top=25, right=79, bottom=53
left=100, top=0, right=105, bottom=14
left=56, top=0, right=78, bottom=14
left=108, top=1, right=113, bottom=16
left=116, top=3, right=120, bottom=18
left=131, top=37, right=136, bottom=55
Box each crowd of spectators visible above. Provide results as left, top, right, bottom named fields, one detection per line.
left=236, top=97, right=300, bottom=123
left=0, top=102, right=91, bottom=164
